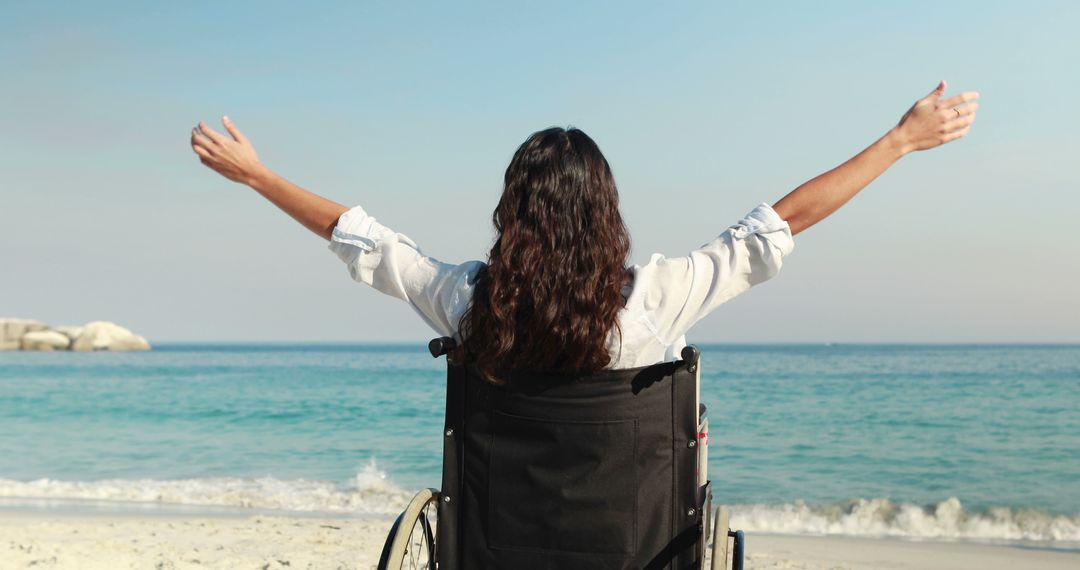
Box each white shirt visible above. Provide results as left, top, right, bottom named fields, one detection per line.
left=328, top=202, right=795, bottom=369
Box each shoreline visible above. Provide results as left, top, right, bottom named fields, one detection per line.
left=0, top=498, right=385, bottom=520
left=4, top=510, right=1078, bottom=570
left=4, top=504, right=1078, bottom=550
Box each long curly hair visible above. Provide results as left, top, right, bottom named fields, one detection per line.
left=453, top=127, right=631, bottom=383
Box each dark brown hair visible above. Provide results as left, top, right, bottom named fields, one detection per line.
left=453, top=127, right=631, bottom=382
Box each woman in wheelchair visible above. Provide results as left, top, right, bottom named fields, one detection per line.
left=191, top=81, right=978, bottom=569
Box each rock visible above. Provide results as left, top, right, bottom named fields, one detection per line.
left=20, top=330, right=72, bottom=351
left=54, top=326, right=84, bottom=341
left=70, top=321, right=151, bottom=352
left=1, top=318, right=49, bottom=351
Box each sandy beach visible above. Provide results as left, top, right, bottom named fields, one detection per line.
left=3, top=511, right=1077, bottom=570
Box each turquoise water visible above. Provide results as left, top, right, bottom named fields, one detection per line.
left=1, top=344, right=1078, bottom=542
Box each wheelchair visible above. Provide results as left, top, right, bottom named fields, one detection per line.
left=378, top=337, right=745, bottom=570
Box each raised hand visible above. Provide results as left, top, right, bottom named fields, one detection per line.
left=894, top=80, right=979, bottom=153
left=190, top=116, right=267, bottom=185
left=771, top=80, right=980, bottom=235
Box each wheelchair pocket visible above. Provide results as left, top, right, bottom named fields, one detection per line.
left=487, top=411, right=639, bottom=555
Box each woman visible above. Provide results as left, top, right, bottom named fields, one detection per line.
left=190, top=80, right=978, bottom=379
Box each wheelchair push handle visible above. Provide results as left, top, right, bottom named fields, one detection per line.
left=429, top=337, right=457, bottom=358
left=680, top=345, right=700, bottom=372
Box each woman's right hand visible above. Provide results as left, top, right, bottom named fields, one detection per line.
left=892, top=80, right=979, bottom=154
left=190, top=116, right=268, bottom=186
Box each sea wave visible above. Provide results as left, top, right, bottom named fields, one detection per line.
left=0, top=461, right=412, bottom=516
left=2, top=468, right=1077, bottom=542
left=731, top=497, right=1080, bottom=542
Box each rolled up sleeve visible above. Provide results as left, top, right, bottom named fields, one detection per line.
left=328, top=205, right=481, bottom=338
left=642, top=202, right=795, bottom=343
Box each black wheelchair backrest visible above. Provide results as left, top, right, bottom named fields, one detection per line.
left=430, top=337, right=706, bottom=570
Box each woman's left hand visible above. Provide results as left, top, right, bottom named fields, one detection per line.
left=190, top=116, right=266, bottom=185
left=891, top=80, right=979, bottom=154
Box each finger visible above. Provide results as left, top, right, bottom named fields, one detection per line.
left=197, top=121, right=227, bottom=145
left=922, top=79, right=946, bottom=101
left=947, top=102, right=979, bottom=117
left=942, top=124, right=972, bottom=143
left=939, top=91, right=980, bottom=108
left=191, top=128, right=215, bottom=149
left=943, top=113, right=976, bottom=133
left=192, top=143, right=213, bottom=160
left=222, top=115, right=248, bottom=144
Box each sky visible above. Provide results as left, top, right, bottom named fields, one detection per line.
left=1, top=1, right=1077, bottom=343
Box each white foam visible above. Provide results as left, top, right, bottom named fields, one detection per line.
left=0, top=460, right=412, bottom=516
left=731, top=497, right=1080, bottom=542
left=2, top=469, right=1077, bottom=544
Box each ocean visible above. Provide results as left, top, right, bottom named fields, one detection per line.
left=1, top=343, right=1077, bottom=547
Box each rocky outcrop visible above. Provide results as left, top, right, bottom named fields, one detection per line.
left=0, top=318, right=150, bottom=352
left=70, top=321, right=151, bottom=352
left=1, top=319, right=48, bottom=350
left=20, top=330, right=72, bottom=351
left=54, top=326, right=85, bottom=341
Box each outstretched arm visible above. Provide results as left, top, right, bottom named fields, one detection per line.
left=189, top=115, right=478, bottom=338
left=772, top=80, right=979, bottom=236
left=190, top=116, right=347, bottom=240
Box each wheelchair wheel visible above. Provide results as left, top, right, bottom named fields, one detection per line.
left=378, top=488, right=439, bottom=570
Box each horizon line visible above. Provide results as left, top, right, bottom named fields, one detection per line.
left=143, top=340, right=1080, bottom=346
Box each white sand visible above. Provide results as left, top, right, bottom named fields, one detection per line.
left=745, top=534, right=1079, bottom=569
left=0, top=512, right=388, bottom=570
left=2, top=511, right=1077, bottom=570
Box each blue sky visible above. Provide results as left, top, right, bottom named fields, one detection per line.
left=2, top=1, right=1077, bottom=342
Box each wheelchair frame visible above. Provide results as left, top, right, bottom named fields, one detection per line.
left=378, top=338, right=745, bottom=570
